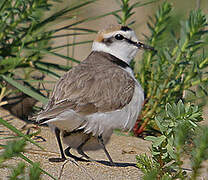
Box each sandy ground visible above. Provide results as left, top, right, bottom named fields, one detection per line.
left=0, top=107, right=151, bottom=180
left=1, top=107, right=208, bottom=180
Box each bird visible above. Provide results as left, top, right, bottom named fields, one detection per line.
left=35, top=24, right=155, bottom=165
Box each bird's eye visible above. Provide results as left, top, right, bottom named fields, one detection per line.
left=115, top=34, right=124, bottom=40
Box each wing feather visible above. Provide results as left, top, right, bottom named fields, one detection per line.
left=37, top=56, right=135, bottom=122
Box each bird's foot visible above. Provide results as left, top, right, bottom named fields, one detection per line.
left=65, top=147, right=88, bottom=162
left=49, top=157, right=66, bottom=162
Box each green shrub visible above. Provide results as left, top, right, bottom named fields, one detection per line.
left=0, top=0, right=156, bottom=179
left=134, top=2, right=208, bottom=179
left=136, top=101, right=208, bottom=179
left=133, top=1, right=208, bottom=135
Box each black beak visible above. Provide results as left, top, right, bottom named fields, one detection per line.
left=124, top=37, right=156, bottom=52
left=136, top=41, right=156, bottom=52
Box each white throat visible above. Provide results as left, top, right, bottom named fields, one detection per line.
left=92, top=41, right=138, bottom=64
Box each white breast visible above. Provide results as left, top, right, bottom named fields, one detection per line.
left=81, top=67, right=144, bottom=138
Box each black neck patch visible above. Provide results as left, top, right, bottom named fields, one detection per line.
left=92, top=51, right=130, bottom=69
left=108, top=53, right=130, bottom=68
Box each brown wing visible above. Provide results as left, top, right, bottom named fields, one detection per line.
left=37, top=62, right=135, bottom=120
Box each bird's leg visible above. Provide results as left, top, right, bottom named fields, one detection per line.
left=64, top=147, right=88, bottom=162
left=77, top=136, right=95, bottom=161
left=77, top=148, right=92, bottom=160
left=49, top=127, right=66, bottom=162
left=97, top=135, right=115, bottom=166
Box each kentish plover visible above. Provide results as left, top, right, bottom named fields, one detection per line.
left=35, top=25, right=154, bottom=165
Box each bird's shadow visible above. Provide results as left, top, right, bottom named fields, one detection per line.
left=95, top=160, right=138, bottom=168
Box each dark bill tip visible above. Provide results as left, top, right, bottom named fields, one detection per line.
left=136, top=41, right=157, bottom=52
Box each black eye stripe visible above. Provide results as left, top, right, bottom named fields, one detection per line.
left=124, top=37, right=137, bottom=45
left=102, top=33, right=156, bottom=52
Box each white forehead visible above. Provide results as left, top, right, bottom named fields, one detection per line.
left=103, top=30, right=138, bottom=41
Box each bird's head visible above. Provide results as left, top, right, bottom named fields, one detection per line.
left=92, top=25, right=155, bottom=65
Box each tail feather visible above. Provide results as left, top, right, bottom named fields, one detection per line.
left=37, top=109, right=86, bottom=132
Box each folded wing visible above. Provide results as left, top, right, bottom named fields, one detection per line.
left=36, top=62, right=135, bottom=131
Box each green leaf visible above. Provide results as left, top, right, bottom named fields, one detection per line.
left=19, top=153, right=57, bottom=180
left=162, top=49, right=174, bottom=64
left=69, top=27, right=97, bottom=33
left=1, top=75, right=48, bottom=104
left=32, top=0, right=97, bottom=31
left=166, top=143, right=176, bottom=159
left=177, top=100, right=185, bottom=116
left=0, top=0, right=7, bottom=12
left=27, top=48, right=80, bottom=64
left=145, top=136, right=157, bottom=142
left=155, top=116, right=166, bottom=133
left=134, top=0, right=159, bottom=8
left=165, top=103, right=175, bottom=119
left=24, top=32, right=91, bottom=47
left=0, top=57, right=22, bottom=73
left=34, top=61, right=71, bottom=72
left=49, top=9, right=121, bottom=34
left=113, top=12, right=122, bottom=23
left=152, top=151, right=161, bottom=156
left=0, top=139, right=26, bottom=161
left=199, top=57, right=208, bottom=68
left=0, top=118, right=44, bottom=150
left=188, top=120, right=197, bottom=127
left=152, top=135, right=166, bottom=147
left=9, top=162, right=26, bottom=180
left=161, top=174, right=172, bottom=180
left=33, top=65, right=61, bottom=79
left=29, top=162, right=41, bottom=180
left=51, top=40, right=93, bottom=50
left=143, top=169, right=158, bottom=180
left=191, top=126, right=208, bottom=179
left=162, top=152, right=168, bottom=159
left=19, top=79, right=56, bottom=84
